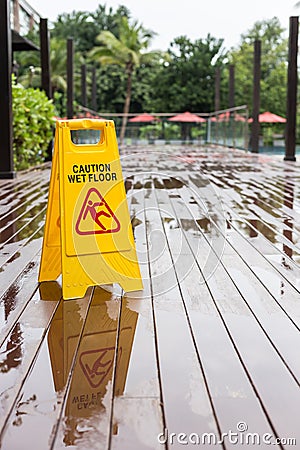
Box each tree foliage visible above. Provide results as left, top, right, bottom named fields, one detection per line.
left=89, top=15, right=160, bottom=142
left=226, top=17, right=288, bottom=116
left=12, top=78, right=55, bottom=170
left=13, top=5, right=291, bottom=135
left=52, top=5, right=131, bottom=55
left=149, top=35, right=226, bottom=112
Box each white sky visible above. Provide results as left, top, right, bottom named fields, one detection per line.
left=29, top=0, right=298, bottom=51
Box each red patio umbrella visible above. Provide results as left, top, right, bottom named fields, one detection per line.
left=168, top=111, right=206, bottom=142
left=168, top=111, right=206, bottom=123
left=129, top=113, right=159, bottom=122
left=248, top=111, right=286, bottom=123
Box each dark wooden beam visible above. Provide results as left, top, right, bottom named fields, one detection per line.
left=285, top=16, right=299, bottom=162
left=40, top=18, right=53, bottom=161
left=229, top=64, right=235, bottom=147
left=251, top=40, right=261, bottom=153
left=214, top=67, right=220, bottom=112
left=0, top=0, right=15, bottom=178
left=40, top=18, right=52, bottom=99
left=12, top=29, right=39, bottom=51
left=229, top=64, right=235, bottom=109
left=67, top=38, right=74, bottom=119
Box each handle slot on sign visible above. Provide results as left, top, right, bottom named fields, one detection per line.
left=71, top=129, right=102, bottom=145
left=64, top=119, right=108, bottom=150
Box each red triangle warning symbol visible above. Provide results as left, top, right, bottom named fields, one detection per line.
left=75, top=187, right=121, bottom=235
left=79, top=347, right=115, bottom=388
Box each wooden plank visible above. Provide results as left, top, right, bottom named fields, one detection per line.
left=0, top=170, right=49, bottom=210
left=0, top=167, right=50, bottom=342
left=111, top=183, right=164, bottom=448
left=1, top=148, right=300, bottom=449
left=0, top=286, right=61, bottom=435
left=179, top=179, right=300, bottom=367
left=0, top=176, right=45, bottom=209
left=0, top=288, right=93, bottom=450
left=0, top=203, right=46, bottom=247
left=50, top=287, right=118, bottom=450
left=207, top=182, right=300, bottom=282
left=111, top=398, right=164, bottom=450
left=114, top=185, right=160, bottom=399
left=169, top=184, right=300, bottom=445
left=0, top=187, right=48, bottom=247
left=207, top=166, right=300, bottom=238
left=144, top=183, right=223, bottom=449
left=154, top=176, right=280, bottom=447
left=236, top=177, right=300, bottom=239
left=0, top=251, right=41, bottom=346
left=184, top=175, right=300, bottom=327
left=220, top=230, right=300, bottom=327
left=0, top=211, right=45, bottom=270
left=0, top=177, right=49, bottom=228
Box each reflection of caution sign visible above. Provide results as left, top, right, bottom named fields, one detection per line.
left=75, top=187, right=120, bottom=235
left=79, top=347, right=115, bottom=388
left=38, top=119, right=143, bottom=299
left=50, top=287, right=139, bottom=445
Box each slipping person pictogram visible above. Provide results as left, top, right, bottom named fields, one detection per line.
left=83, top=200, right=111, bottom=231
left=75, top=187, right=121, bottom=235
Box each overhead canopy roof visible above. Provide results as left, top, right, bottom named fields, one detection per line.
left=12, top=29, right=39, bottom=52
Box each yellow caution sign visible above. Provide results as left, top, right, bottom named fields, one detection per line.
left=39, top=119, right=143, bottom=299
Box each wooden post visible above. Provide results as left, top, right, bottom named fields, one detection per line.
left=40, top=19, right=52, bottom=99
left=81, top=64, right=87, bottom=107
left=92, top=66, right=97, bottom=112
left=215, top=67, right=220, bottom=112
left=13, top=0, right=20, bottom=32
left=229, top=64, right=235, bottom=147
left=0, top=0, right=15, bottom=178
left=251, top=40, right=261, bottom=153
left=283, top=174, right=293, bottom=258
left=214, top=67, right=221, bottom=144
left=67, top=38, right=74, bottom=119
left=285, top=16, right=298, bottom=162
left=40, top=18, right=53, bottom=161
left=229, top=64, right=235, bottom=109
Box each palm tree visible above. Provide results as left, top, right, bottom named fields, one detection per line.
left=90, top=16, right=159, bottom=144
left=17, top=38, right=84, bottom=93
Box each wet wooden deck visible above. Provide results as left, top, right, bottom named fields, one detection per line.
left=1, top=145, right=300, bottom=449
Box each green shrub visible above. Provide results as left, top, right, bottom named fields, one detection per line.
left=12, top=78, right=55, bottom=170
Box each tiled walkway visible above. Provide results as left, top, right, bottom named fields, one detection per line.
left=0, top=146, right=300, bottom=449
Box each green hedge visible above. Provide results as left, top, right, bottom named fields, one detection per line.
left=12, top=78, right=55, bottom=170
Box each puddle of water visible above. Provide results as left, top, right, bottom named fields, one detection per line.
left=153, top=178, right=164, bottom=189
left=0, top=204, right=46, bottom=245
left=53, top=287, right=130, bottom=448
left=163, top=177, right=184, bottom=189
left=0, top=286, right=91, bottom=449
left=124, top=176, right=133, bottom=193
left=0, top=261, right=37, bottom=334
